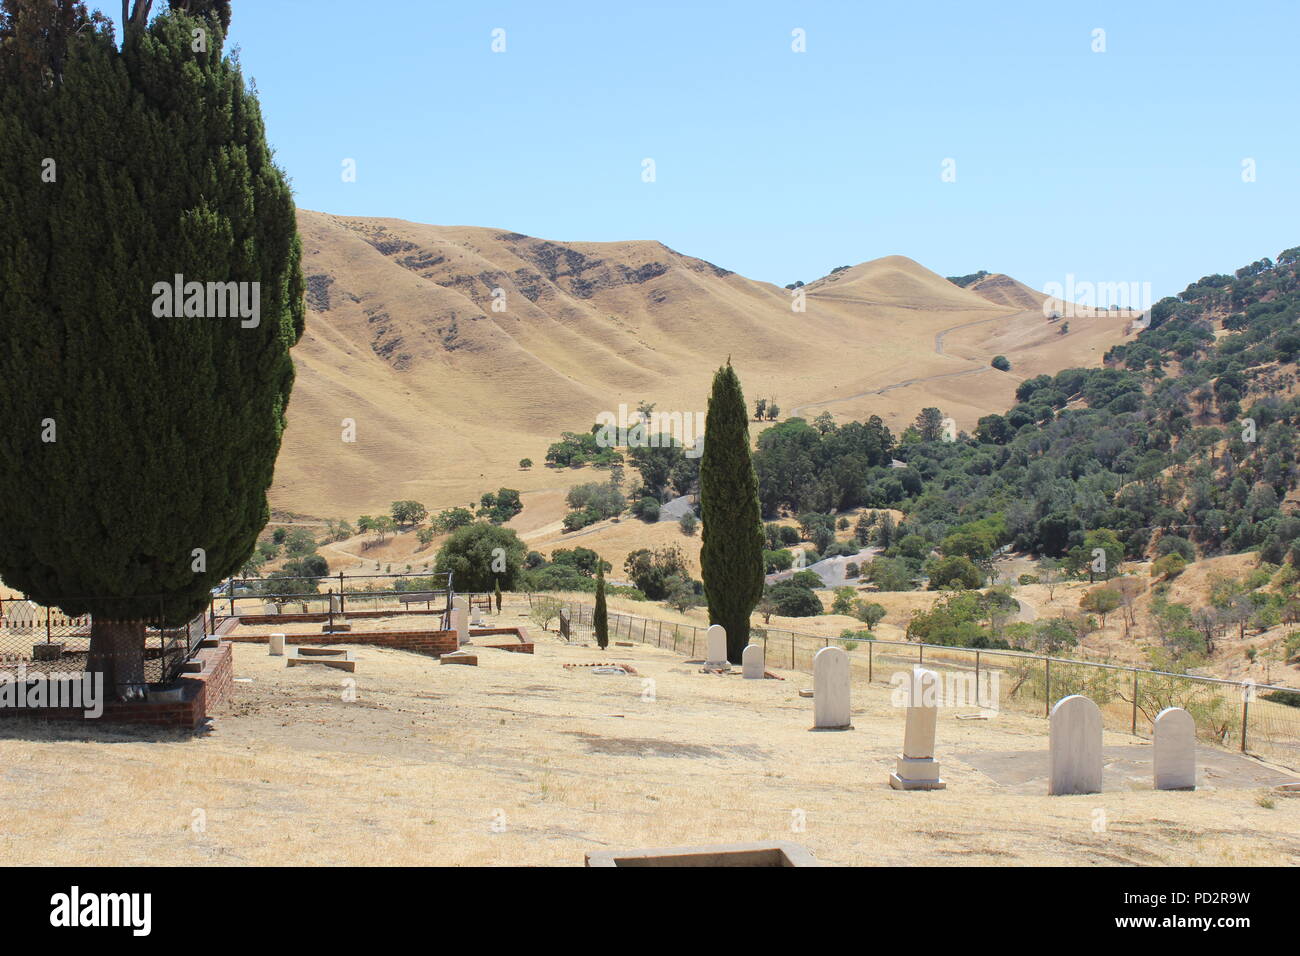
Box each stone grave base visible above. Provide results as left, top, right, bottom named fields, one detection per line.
left=889, top=756, right=946, bottom=790
left=287, top=648, right=356, bottom=672
left=585, top=841, right=819, bottom=867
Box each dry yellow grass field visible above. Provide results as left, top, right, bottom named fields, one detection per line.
left=1, top=604, right=1294, bottom=867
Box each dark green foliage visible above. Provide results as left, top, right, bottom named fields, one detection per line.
left=435, top=523, right=526, bottom=591
left=624, top=545, right=691, bottom=601
left=929, top=555, right=984, bottom=590
left=700, top=362, right=766, bottom=662
left=593, top=567, right=608, bottom=649
left=477, top=488, right=522, bottom=524
left=946, top=270, right=989, bottom=288
left=753, top=416, right=894, bottom=515
left=562, top=481, right=626, bottom=531
left=391, top=500, right=428, bottom=526
left=765, top=579, right=823, bottom=617
left=0, top=1, right=303, bottom=657
left=632, top=496, right=661, bottom=522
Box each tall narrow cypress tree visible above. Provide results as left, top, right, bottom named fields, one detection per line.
left=0, top=1, right=303, bottom=697
left=699, top=361, right=765, bottom=663
left=593, top=567, right=608, bottom=650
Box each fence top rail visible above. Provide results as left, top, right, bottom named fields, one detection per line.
left=563, top=600, right=1300, bottom=696
left=230, top=571, right=453, bottom=585
left=226, top=589, right=451, bottom=601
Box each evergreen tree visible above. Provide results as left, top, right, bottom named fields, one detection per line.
left=493, top=577, right=502, bottom=613
left=699, top=361, right=765, bottom=662
left=593, top=567, right=608, bottom=650
left=0, top=1, right=304, bottom=697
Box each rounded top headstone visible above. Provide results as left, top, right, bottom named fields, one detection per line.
left=1154, top=706, right=1194, bottom=729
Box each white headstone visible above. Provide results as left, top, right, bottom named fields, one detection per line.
left=890, top=667, right=946, bottom=789
left=268, top=633, right=286, bottom=657
left=1153, top=707, right=1196, bottom=790
left=329, top=593, right=342, bottom=614
left=471, top=606, right=484, bottom=627
left=262, top=601, right=278, bottom=615
left=742, top=643, right=764, bottom=679
left=451, top=596, right=470, bottom=645
left=1049, top=694, right=1103, bottom=795
left=812, top=646, right=851, bottom=729
left=705, top=624, right=729, bottom=669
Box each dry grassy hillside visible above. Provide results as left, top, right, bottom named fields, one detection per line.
left=275, top=211, right=1137, bottom=520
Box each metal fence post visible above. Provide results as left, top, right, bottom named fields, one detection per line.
left=1044, top=657, right=1051, bottom=717
left=228, top=578, right=235, bottom=617
left=868, top=640, right=874, bottom=683
left=1241, top=689, right=1249, bottom=753
left=339, top=571, right=346, bottom=613
left=919, top=643, right=924, bottom=665
left=790, top=632, right=795, bottom=669
left=1131, top=670, right=1139, bottom=735
left=975, top=650, right=981, bottom=707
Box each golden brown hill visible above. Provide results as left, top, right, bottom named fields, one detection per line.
left=966, top=272, right=1048, bottom=311
left=275, top=211, right=1137, bottom=519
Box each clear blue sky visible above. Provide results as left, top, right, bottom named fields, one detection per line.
left=126, top=1, right=1300, bottom=300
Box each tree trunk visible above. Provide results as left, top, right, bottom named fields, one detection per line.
left=87, top=619, right=147, bottom=701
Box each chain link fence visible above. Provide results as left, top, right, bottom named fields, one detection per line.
left=561, top=601, right=1300, bottom=771
left=0, top=594, right=209, bottom=689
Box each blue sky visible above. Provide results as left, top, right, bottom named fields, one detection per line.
left=130, top=1, right=1300, bottom=300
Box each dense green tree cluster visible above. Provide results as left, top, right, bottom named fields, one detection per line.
left=752, top=415, right=896, bottom=515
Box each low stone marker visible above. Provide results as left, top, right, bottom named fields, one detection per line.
left=889, top=667, right=945, bottom=790
left=286, top=648, right=355, bottom=672
left=742, top=643, right=764, bottom=679
left=1153, top=706, right=1196, bottom=790
left=451, top=596, right=470, bottom=645
left=812, top=646, right=851, bottom=729
left=704, top=624, right=730, bottom=670
left=268, top=633, right=286, bottom=657
left=1048, top=694, right=1103, bottom=795
left=471, top=606, right=485, bottom=627
left=441, top=650, right=477, bottom=666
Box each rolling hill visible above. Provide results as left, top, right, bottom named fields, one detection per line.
left=275, top=210, right=1138, bottom=519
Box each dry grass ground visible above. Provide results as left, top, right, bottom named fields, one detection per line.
left=0, top=602, right=1295, bottom=867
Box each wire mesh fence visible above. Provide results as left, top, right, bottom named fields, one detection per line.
left=560, top=601, right=1300, bottom=771
left=0, top=595, right=209, bottom=689
left=216, top=571, right=457, bottom=622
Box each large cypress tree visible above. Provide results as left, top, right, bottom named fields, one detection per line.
left=699, top=361, right=765, bottom=662
left=0, top=1, right=304, bottom=697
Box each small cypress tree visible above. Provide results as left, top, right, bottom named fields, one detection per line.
left=493, top=577, right=502, bottom=613
left=699, top=361, right=765, bottom=662
left=594, top=567, right=608, bottom=650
